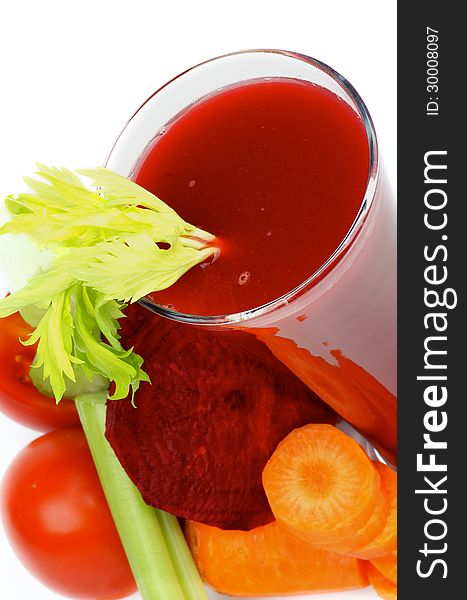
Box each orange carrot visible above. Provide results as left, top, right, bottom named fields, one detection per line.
left=262, top=424, right=381, bottom=545
left=366, top=562, right=397, bottom=600
left=186, top=520, right=368, bottom=596
left=347, top=462, right=397, bottom=560
left=322, top=465, right=389, bottom=554
left=371, top=552, right=397, bottom=584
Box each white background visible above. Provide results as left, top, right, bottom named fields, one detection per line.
left=0, top=1, right=396, bottom=598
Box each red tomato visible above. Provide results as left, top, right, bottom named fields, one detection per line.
left=1, top=428, right=136, bottom=599
left=0, top=312, right=80, bottom=431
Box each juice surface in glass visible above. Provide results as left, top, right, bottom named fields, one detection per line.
left=136, top=79, right=368, bottom=316
left=131, top=72, right=396, bottom=463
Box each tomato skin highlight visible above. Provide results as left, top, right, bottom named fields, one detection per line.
left=1, top=428, right=136, bottom=599
left=0, top=312, right=80, bottom=431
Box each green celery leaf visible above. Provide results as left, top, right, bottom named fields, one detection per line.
left=78, top=167, right=184, bottom=217
left=74, top=234, right=215, bottom=302
left=25, top=287, right=82, bottom=401
left=0, top=166, right=217, bottom=402
left=94, top=294, right=127, bottom=350
left=0, top=263, right=74, bottom=318
left=72, top=285, right=149, bottom=401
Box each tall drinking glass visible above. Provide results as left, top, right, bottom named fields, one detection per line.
left=106, top=50, right=397, bottom=463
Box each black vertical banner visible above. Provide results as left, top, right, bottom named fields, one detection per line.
left=398, top=5, right=464, bottom=600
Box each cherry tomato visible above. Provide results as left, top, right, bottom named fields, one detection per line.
left=0, top=312, right=80, bottom=431
left=1, top=428, right=136, bottom=599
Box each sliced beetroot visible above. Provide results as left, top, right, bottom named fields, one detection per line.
left=106, top=304, right=336, bottom=530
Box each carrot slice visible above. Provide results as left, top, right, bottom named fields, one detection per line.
left=371, top=552, right=397, bottom=584
left=262, top=424, right=381, bottom=545
left=366, top=562, right=397, bottom=600
left=322, top=463, right=389, bottom=554
left=345, top=462, right=396, bottom=559
left=186, top=520, right=368, bottom=596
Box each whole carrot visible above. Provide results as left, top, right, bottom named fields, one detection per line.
left=186, top=520, right=368, bottom=596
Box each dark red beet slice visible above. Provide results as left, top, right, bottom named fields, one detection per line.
left=106, top=304, right=337, bottom=530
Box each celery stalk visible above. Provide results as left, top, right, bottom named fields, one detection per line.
left=75, top=392, right=206, bottom=600
left=156, top=511, right=208, bottom=600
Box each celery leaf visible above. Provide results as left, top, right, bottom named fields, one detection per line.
left=0, top=166, right=217, bottom=401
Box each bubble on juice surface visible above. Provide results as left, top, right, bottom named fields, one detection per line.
left=238, top=271, right=251, bottom=286
left=188, top=179, right=196, bottom=188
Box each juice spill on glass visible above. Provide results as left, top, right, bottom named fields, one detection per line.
left=107, top=51, right=397, bottom=463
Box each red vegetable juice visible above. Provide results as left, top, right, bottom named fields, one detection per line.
left=136, top=79, right=368, bottom=315
left=133, top=77, right=397, bottom=462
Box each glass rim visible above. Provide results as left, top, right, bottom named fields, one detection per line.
left=107, top=49, right=379, bottom=326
